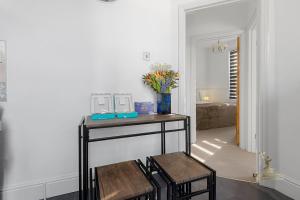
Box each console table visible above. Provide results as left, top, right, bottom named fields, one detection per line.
left=78, top=114, right=191, bottom=200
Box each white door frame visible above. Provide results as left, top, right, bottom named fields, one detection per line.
left=177, top=0, right=275, bottom=184
left=187, top=30, right=244, bottom=145
left=247, top=13, right=258, bottom=153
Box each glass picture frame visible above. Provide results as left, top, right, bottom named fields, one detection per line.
left=114, top=93, right=134, bottom=113
left=90, top=93, right=114, bottom=114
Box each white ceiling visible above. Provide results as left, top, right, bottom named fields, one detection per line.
left=186, top=0, right=258, bottom=37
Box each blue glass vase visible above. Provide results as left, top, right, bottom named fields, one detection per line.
left=157, top=93, right=171, bottom=115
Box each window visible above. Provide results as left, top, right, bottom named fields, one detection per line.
left=229, top=49, right=238, bottom=100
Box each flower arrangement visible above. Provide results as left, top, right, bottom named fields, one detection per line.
left=142, top=63, right=179, bottom=94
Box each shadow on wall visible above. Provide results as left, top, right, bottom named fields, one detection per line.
left=0, top=106, right=6, bottom=200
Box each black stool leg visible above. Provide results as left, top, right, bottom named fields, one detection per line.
left=178, top=185, right=183, bottom=197
left=89, top=168, right=93, bottom=200
left=182, top=183, right=187, bottom=200
left=152, top=189, right=157, bottom=200
left=167, top=183, right=171, bottom=200
left=213, top=172, right=216, bottom=200
left=94, top=168, right=100, bottom=200
left=184, top=183, right=190, bottom=200
left=208, top=175, right=213, bottom=200
left=172, top=183, right=178, bottom=200
left=188, top=182, right=192, bottom=199
left=186, top=184, right=188, bottom=199
left=156, top=186, right=161, bottom=200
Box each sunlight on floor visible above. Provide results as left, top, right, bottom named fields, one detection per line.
left=192, top=144, right=214, bottom=155
left=202, top=140, right=222, bottom=149
left=214, top=138, right=228, bottom=144
left=191, top=153, right=206, bottom=163
left=192, top=127, right=256, bottom=182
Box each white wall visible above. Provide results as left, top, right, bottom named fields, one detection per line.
left=195, top=44, right=232, bottom=103
left=207, top=50, right=229, bottom=93
left=89, top=0, right=175, bottom=99
left=195, top=47, right=208, bottom=91
left=271, top=0, right=300, bottom=198
left=275, top=0, right=300, bottom=181
left=0, top=0, right=180, bottom=199
left=0, top=1, right=92, bottom=199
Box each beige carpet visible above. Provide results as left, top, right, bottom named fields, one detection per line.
left=191, top=127, right=256, bottom=182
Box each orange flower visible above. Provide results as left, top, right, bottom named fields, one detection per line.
left=154, top=71, right=163, bottom=79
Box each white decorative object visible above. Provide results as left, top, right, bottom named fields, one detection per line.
left=114, top=93, right=134, bottom=113
left=260, top=152, right=280, bottom=179
left=90, top=93, right=114, bottom=114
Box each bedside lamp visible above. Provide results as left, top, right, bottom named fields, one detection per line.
left=202, top=96, right=211, bottom=102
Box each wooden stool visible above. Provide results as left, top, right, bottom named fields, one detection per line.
left=147, top=152, right=216, bottom=200
left=95, top=160, right=158, bottom=200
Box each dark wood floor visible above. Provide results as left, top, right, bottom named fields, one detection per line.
left=48, top=177, right=293, bottom=200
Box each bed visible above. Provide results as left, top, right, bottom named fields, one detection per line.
left=196, top=103, right=236, bottom=130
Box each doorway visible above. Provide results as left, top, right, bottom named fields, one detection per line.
left=182, top=0, right=259, bottom=182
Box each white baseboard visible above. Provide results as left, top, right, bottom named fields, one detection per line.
left=3, top=173, right=298, bottom=200
left=0, top=174, right=78, bottom=200
left=1, top=184, right=45, bottom=200
left=45, top=175, right=78, bottom=198
left=275, top=175, right=300, bottom=200
left=260, top=174, right=300, bottom=199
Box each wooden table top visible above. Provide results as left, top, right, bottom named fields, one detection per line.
left=84, top=114, right=187, bottom=129
left=152, top=152, right=211, bottom=184
left=96, top=161, right=153, bottom=200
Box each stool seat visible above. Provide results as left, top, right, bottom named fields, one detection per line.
left=152, top=152, right=211, bottom=184
left=95, top=160, right=153, bottom=200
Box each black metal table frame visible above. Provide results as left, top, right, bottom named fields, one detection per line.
left=78, top=116, right=191, bottom=200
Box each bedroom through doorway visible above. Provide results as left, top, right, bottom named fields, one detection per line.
left=186, top=0, right=258, bottom=182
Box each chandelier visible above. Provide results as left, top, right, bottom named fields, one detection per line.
left=212, top=40, right=228, bottom=53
